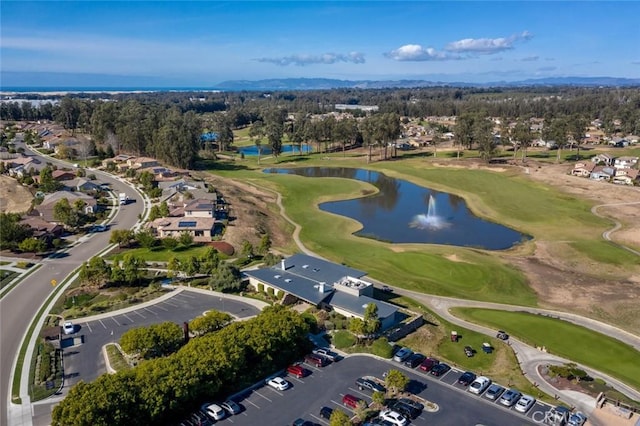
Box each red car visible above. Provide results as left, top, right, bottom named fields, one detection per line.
left=419, top=357, right=439, bottom=372
left=342, top=394, right=365, bottom=409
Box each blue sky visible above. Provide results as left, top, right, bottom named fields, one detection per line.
left=1, top=1, right=639, bottom=86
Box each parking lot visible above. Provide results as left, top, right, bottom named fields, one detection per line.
left=204, top=354, right=550, bottom=425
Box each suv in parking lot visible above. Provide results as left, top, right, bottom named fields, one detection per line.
left=457, top=371, right=476, bottom=386
left=286, top=364, right=310, bottom=378
left=499, top=389, right=522, bottom=407
left=392, top=347, right=413, bottom=362
left=312, top=347, right=339, bottom=362
left=319, top=406, right=333, bottom=419
left=304, top=353, right=327, bottom=367
left=342, top=394, right=365, bottom=409
left=356, top=377, right=386, bottom=393
left=389, top=398, right=422, bottom=419
left=418, top=357, right=439, bottom=372
left=403, top=353, right=425, bottom=368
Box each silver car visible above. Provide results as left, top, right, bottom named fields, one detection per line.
left=499, top=389, right=522, bottom=407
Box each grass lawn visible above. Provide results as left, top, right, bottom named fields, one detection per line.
left=390, top=296, right=551, bottom=401
left=105, top=344, right=131, bottom=372
left=450, top=308, right=640, bottom=392
left=0, top=269, right=18, bottom=290
left=569, top=240, right=640, bottom=266
left=107, top=244, right=212, bottom=263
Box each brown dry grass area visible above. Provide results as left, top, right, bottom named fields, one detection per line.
left=506, top=159, right=640, bottom=332
left=192, top=172, right=294, bottom=254
left=0, top=175, right=33, bottom=213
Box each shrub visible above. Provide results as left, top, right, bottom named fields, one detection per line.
left=370, top=337, right=394, bottom=358
left=257, top=283, right=264, bottom=294
left=333, top=330, right=356, bottom=349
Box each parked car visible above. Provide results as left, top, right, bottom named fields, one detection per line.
left=567, top=412, right=587, bottom=426
left=457, top=371, right=477, bottom=386
left=393, top=347, right=413, bottom=362
left=418, top=357, right=439, bottom=372
left=203, top=403, right=226, bottom=421
left=356, top=377, right=386, bottom=393
left=484, top=383, right=505, bottom=400
left=221, top=400, right=242, bottom=415
left=292, top=419, right=314, bottom=426
left=189, top=410, right=209, bottom=425
left=304, top=353, right=327, bottom=367
left=499, top=389, right=522, bottom=407
left=515, top=394, right=536, bottom=413
left=319, top=406, right=333, bottom=419
left=430, top=362, right=451, bottom=377
left=468, top=376, right=491, bottom=395
left=546, top=405, right=571, bottom=425
left=464, top=345, right=474, bottom=357
left=342, top=394, right=365, bottom=409
left=266, top=376, right=290, bottom=391
left=381, top=285, right=393, bottom=292
left=403, top=353, right=426, bottom=368
left=379, top=409, right=408, bottom=426
left=496, top=330, right=509, bottom=340
left=286, top=364, right=310, bottom=378
left=62, top=321, right=75, bottom=335
left=312, top=347, right=339, bottom=362
left=389, top=398, right=422, bottom=419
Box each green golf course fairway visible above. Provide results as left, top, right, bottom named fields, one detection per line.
left=451, top=307, right=640, bottom=392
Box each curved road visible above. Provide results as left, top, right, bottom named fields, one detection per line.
left=0, top=146, right=146, bottom=425
left=591, top=200, right=640, bottom=256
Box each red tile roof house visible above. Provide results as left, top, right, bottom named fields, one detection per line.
left=571, top=161, right=596, bottom=177
left=612, top=169, right=639, bottom=185
left=52, top=170, right=77, bottom=181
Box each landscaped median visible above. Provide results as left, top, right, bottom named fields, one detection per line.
left=450, top=307, right=640, bottom=395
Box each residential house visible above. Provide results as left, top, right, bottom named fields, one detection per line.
left=590, top=166, right=615, bottom=181
left=612, top=169, right=639, bottom=185
left=147, top=217, right=221, bottom=241
left=183, top=198, right=218, bottom=218
left=243, top=254, right=399, bottom=330
left=571, top=161, right=596, bottom=177
left=32, top=192, right=98, bottom=223
left=590, top=153, right=614, bottom=166
left=52, top=170, right=76, bottom=181
left=65, top=178, right=102, bottom=193
left=614, top=156, right=639, bottom=169
left=127, top=157, right=159, bottom=169
left=19, top=216, right=64, bottom=239
left=608, top=137, right=629, bottom=148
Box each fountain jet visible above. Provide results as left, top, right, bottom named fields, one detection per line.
left=410, top=195, right=447, bottom=229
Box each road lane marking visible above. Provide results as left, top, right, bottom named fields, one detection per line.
left=98, top=320, right=107, bottom=329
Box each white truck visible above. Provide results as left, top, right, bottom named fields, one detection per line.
left=118, top=193, right=129, bottom=205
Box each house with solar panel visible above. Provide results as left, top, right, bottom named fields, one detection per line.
left=147, top=217, right=223, bottom=241
left=243, top=254, right=400, bottom=330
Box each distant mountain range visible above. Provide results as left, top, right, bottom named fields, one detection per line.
left=215, top=76, right=640, bottom=91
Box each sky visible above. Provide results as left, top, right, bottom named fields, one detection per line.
left=1, top=1, right=639, bottom=87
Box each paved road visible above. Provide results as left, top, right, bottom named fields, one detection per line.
left=591, top=199, right=640, bottom=256
left=0, top=145, right=146, bottom=426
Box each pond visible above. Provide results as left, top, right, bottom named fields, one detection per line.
left=265, top=167, right=530, bottom=250
left=238, top=144, right=312, bottom=156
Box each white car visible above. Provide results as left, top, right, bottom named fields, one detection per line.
left=468, top=376, right=491, bottom=395
left=266, top=376, right=290, bottom=391
left=515, top=394, right=536, bottom=413
left=379, top=409, right=408, bottom=426
left=62, top=321, right=75, bottom=335
left=204, top=403, right=226, bottom=421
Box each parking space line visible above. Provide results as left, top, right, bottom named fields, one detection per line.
left=84, top=322, right=92, bottom=333
left=110, top=317, right=120, bottom=326
left=133, top=310, right=145, bottom=319
left=347, top=387, right=372, bottom=400
left=98, top=319, right=107, bottom=329
left=154, top=304, right=169, bottom=311
left=144, top=307, right=158, bottom=315
left=253, top=391, right=272, bottom=403
left=179, top=292, right=195, bottom=298
left=309, top=414, right=328, bottom=425
left=122, top=313, right=134, bottom=323
left=289, top=376, right=305, bottom=384
left=163, top=301, right=178, bottom=307
left=330, top=399, right=352, bottom=413
left=244, top=399, right=260, bottom=409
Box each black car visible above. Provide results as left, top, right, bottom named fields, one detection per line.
left=319, top=406, right=333, bottom=419
left=464, top=345, right=474, bottom=357
left=356, top=377, right=386, bottom=393
left=457, top=371, right=477, bottom=386
left=390, top=398, right=423, bottom=419
left=403, top=353, right=426, bottom=368
left=430, top=362, right=451, bottom=377
left=496, top=330, right=509, bottom=340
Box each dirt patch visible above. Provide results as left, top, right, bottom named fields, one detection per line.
left=0, top=175, right=33, bottom=213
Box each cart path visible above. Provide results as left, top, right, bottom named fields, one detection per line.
left=591, top=200, right=640, bottom=257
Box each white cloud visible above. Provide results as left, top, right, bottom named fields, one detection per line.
left=255, top=52, right=366, bottom=66
left=445, top=31, right=533, bottom=54
left=384, top=44, right=460, bottom=61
